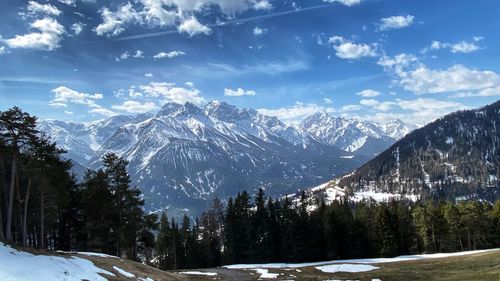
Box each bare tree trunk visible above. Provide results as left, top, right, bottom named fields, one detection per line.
left=39, top=189, right=45, bottom=249
left=458, top=231, right=464, bottom=251
left=6, top=153, right=17, bottom=242
left=21, top=178, right=31, bottom=246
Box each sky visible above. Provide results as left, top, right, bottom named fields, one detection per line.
left=1, top=0, right=500, bottom=126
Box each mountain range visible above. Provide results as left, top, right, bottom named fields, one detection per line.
left=309, top=100, right=500, bottom=205
left=39, top=101, right=414, bottom=215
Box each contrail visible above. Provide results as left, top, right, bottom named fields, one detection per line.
left=113, top=3, right=339, bottom=41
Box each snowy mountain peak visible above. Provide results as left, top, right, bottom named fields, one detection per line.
left=205, top=101, right=255, bottom=123
left=38, top=101, right=415, bottom=215
left=299, top=111, right=413, bottom=155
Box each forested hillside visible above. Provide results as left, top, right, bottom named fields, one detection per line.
left=0, top=107, right=156, bottom=260
left=337, top=100, right=500, bottom=201
left=2, top=106, right=500, bottom=272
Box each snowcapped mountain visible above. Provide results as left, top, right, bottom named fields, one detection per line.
left=306, top=100, right=500, bottom=204
left=298, top=112, right=415, bottom=156
left=39, top=101, right=412, bottom=215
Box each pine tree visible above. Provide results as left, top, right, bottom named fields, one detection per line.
left=375, top=203, right=399, bottom=257
left=0, top=107, right=38, bottom=242
left=102, top=153, right=145, bottom=259
left=249, top=188, right=268, bottom=262
left=155, top=213, right=172, bottom=270
left=82, top=170, right=115, bottom=254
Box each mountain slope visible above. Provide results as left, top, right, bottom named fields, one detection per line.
left=39, top=101, right=413, bottom=215
left=315, top=100, right=500, bottom=202
left=299, top=112, right=415, bottom=157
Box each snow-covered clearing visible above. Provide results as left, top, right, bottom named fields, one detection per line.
left=253, top=268, right=279, bottom=279
left=224, top=248, right=499, bottom=269
left=315, top=264, right=379, bottom=273
left=56, top=250, right=120, bottom=259
left=0, top=243, right=115, bottom=281
left=179, top=271, right=218, bottom=276
left=113, top=266, right=136, bottom=278
left=77, top=252, right=120, bottom=258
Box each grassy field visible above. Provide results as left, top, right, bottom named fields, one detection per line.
left=174, top=250, right=500, bottom=281
left=12, top=245, right=500, bottom=280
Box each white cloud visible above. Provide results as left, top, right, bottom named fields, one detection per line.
left=153, top=50, right=186, bottom=59
left=357, top=89, right=380, bottom=97
left=112, top=100, right=158, bottom=113
left=341, top=104, right=361, bottom=112
left=0, top=46, right=7, bottom=55
left=322, top=0, right=362, bottom=6
left=359, top=99, right=379, bottom=107
left=323, top=98, right=333, bottom=104
left=4, top=17, right=65, bottom=51
left=424, top=40, right=480, bottom=54
left=328, top=36, right=377, bottom=60
left=115, top=51, right=130, bottom=61
left=377, top=53, right=418, bottom=77
left=378, top=15, right=414, bottom=31
left=450, top=41, right=480, bottom=53
left=50, top=86, right=103, bottom=107
left=353, top=98, right=465, bottom=126
left=178, top=17, right=211, bottom=37
left=224, top=88, right=256, bottom=97
left=400, top=64, right=500, bottom=94
left=89, top=107, right=117, bottom=117
left=450, top=87, right=500, bottom=98
left=25, top=1, right=61, bottom=17
left=379, top=54, right=500, bottom=98
left=145, top=72, right=154, bottom=77
left=63, top=110, right=74, bottom=115
left=94, top=0, right=272, bottom=37
left=70, top=22, right=85, bottom=35
left=50, top=86, right=115, bottom=117
left=253, top=26, right=267, bottom=36
left=254, top=0, right=272, bottom=10
left=57, top=0, right=76, bottom=6
left=95, top=3, right=141, bottom=37
left=258, top=102, right=336, bottom=123
left=133, top=50, right=144, bottom=58
left=128, top=87, right=143, bottom=98
left=116, top=50, right=145, bottom=61
left=138, top=82, right=205, bottom=105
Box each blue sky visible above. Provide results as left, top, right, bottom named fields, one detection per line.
left=1, top=0, right=500, bottom=126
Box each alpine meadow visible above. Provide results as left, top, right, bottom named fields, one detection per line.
left=1, top=0, right=500, bottom=280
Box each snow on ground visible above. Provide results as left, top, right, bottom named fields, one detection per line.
left=113, top=266, right=136, bottom=278
left=340, top=155, right=355, bottom=159
left=179, top=271, right=218, bottom=276
left=56, top=250, right=120, bottom=259
left=315, top=264, right=379, bottom=273
left=224, top=248, right=499, bottom=269
left=253, top=268, right=279, bottom=279
left=0, top=243, right=115, bottom=281
left=309, top=181, right=420, bottom=204
left=76, top=252, right=120, bottom=258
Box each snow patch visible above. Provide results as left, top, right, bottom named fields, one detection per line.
left=76, top=252, right=120, bottom=259
left=225, top=249, right=499, bottom=269
left=316, top=263, right=379, bottom=273
left=254, top=268, right=279, bottom=279
left=0, top=243, right=115, bottom=281
left=341, top=155, right=355, bottom=159
left=179, top=271, right=217, bottom=276
left=113, top=266, right=135, bottom=278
